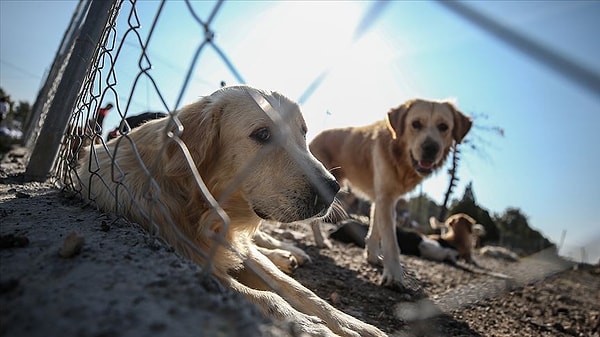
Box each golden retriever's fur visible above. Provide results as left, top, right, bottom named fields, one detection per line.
left=309, top=99, right=472, bottom=289
left=76, top=86, right=386, bottom=337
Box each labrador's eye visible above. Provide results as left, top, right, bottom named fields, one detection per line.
left=438, top=123, right=448, bottom=132
left=411, top=120, right=422, bottom=130
left=251, top=127, right=271, bottom=144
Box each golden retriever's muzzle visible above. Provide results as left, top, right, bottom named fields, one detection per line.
left=411, top=138, right=441, bottom=175
left=309, top=176, right=340, bottom=218
left=251, top=174, right=339, bottom=223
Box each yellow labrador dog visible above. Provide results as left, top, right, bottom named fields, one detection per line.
left=76, top=86, right=386, bottom=337
left=309, top=99, right=472, bottom=289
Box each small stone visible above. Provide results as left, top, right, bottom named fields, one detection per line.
left=59, top=232, right=85, bottom=258
left=330, top=292, right=341, bottom=305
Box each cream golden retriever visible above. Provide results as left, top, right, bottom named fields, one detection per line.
left=309, top=99, right=472, bottom=289
left=76, top=86, right=386, bottom=337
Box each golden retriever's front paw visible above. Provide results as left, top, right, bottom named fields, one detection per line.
left=338, top=325, right=386, bottom=337
left=268, top=248, right=299, bottom=274
left=287, top=245, right=311, bottom=265
left=332, top=316, right=388, bottom=337
left=289, top=315, right=340, bottom=337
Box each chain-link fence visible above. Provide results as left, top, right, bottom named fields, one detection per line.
left=46, top=0, right=313, bottom=301
left=25, top=1, right=388, bottom=335
left=19, top=0, right=596, bottom=335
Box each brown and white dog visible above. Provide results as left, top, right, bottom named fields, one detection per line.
left=429, top=213, right=481, bottom=264
left=76, top=86, right=386, bottom=337
left=309, top=99, right=472, bottom=289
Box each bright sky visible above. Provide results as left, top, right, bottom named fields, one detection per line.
left=1, top=1, right=599, bottom=263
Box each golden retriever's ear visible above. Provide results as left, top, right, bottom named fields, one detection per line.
left=446, top=102, right=473, bottom=144
left=164, top=99, right=220, bottom=176
left=386, top=100, right=414, bottom=140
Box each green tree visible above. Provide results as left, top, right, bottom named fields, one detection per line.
left=14, top=100, right=31, bottom=126
left=493, top=207, right=554, bottom=254
left=0, top=87, right=31, bottom=127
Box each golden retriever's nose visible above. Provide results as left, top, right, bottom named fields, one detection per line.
left=323, top=178, right=341, bottom=203
left=312, top=177, right=340, bottom=212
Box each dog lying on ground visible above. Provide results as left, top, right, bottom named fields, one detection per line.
left=76, top=86, right=386, bottom=337
left=428, top=214, right=481, bottom=264
left=105, top=109, right=308, bottom=275
left=330, top=219, right=460, bottom=263
left=330, top=213, right=513, bottom=281
left=430, top=215, right=485, bottom=240
left=104, top=109, right=309, bottom=275
left=309, top=99, right=472, bottom=289
left=330, top=213, right=482, bottom=264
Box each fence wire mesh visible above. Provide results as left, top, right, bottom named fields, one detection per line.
left=59, top=0, right=273, bottom=282
left=56, top=0, right=347, bottom=326
left=26, top=0, right=592, bottom=335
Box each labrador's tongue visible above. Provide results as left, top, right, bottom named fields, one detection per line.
left=419, top=160, right=434, bottom=169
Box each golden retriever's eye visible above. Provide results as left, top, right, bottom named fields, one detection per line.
left=438, top=123, right=449, bottom=132
left=250, top=127, right=271, bottom=144
left=411, top=120, right=422, bottom=130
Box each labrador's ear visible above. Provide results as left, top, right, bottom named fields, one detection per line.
left=446, top=102, right=472, bottom=144
left=164, top=98, right=221, bottom=176
left=386, top=99, right=415, bottom=140
left=446, top=214, right=460, bottom=229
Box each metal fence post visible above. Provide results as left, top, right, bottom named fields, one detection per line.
left=25, top=0, right=114, bottom=181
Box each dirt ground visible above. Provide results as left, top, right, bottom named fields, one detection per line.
left=261, top=221, right=599, bottom=337
left=1, top=146, right=599, bottom=337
